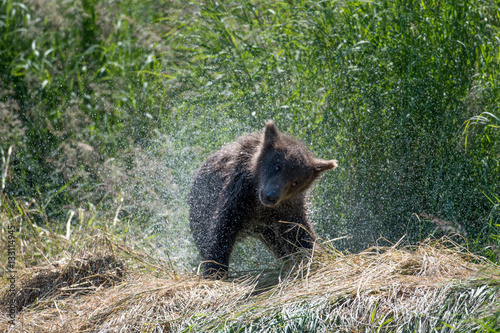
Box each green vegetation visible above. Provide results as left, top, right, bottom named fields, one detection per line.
left=1, top=0, right=500, bottom=330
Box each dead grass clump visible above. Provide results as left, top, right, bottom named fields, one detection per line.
left=257, top=239, right=491, bottom=306
left=2, top=253, right=125, bottom=312
left=222, top=239, right=499, bottom=332
left=2, top=273, right=255, bottom=332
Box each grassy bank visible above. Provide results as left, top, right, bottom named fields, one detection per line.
left=1, top=224, right=499, bottom=332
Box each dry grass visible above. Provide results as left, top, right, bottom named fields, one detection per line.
left=234, top=240, right=500, bottom=332
left=7, top=254, right=125, bottom=312
left=1, top=237, right=499, bottom=332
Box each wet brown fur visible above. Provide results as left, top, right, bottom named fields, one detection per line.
left=189, top=121, right=337, bottom=279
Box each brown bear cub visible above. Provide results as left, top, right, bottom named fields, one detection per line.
left=189, top=121, right=338, bottom=279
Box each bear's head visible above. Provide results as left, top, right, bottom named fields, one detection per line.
left=253, top=121, right=338, bottom=207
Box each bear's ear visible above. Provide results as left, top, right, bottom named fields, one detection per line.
left=314, top=159, right=338, bottom=172
left=263, top=121, right=279, bottom=147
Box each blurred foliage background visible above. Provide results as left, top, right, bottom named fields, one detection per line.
left=1, top=0, right=499, bottom=269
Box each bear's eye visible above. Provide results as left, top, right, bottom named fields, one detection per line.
left=292, top=181, right=298, bottom=187
left=275, top=165, right=282, bottom=172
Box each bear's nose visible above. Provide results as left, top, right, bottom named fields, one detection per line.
left=264, top=191, right=279, bottom=205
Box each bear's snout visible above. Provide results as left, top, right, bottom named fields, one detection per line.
left=260, top=188, right=281, bottom=206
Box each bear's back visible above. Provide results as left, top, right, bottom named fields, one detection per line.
left=188, top=131, right=262, bottom=256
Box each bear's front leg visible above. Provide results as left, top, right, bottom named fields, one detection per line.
left=200, top=206, right=242, bottom=279
left=256, top=205, right=317, bottom=259
left=194, top=169, right=253, bottom=279
left=200, top=230, right=237, bottom=279
left=278, top=218, right=316, bottom=253
left=276, top=201, right=317, bottom=256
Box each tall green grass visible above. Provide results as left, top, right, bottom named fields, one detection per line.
left=162, top=0, right=500, bottom=251
left=1, top=0, right=499, bottom=262
left=1, top=0, right=167, bottom=215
